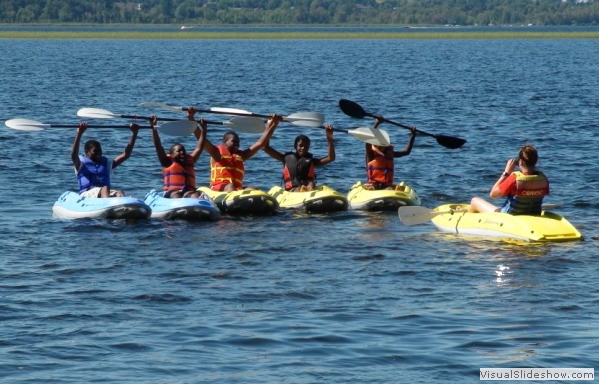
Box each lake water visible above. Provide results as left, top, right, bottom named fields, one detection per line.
left=0, top=31, right=598, bottom=383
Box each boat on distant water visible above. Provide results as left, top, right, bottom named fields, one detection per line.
left=180, top=26, right=194, bottom=30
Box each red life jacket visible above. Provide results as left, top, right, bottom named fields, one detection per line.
left=210, top=145, right=244, bottom=190
left=502, top=171, right=550, bottom=215
left=283, top=152, right=315, bottom=190
left=163, top=154, right=196, bottom=192
left=367, top=146, right=394, bottom=188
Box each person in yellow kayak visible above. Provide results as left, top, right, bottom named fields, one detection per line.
left=149, top=115, right=206, bottom=198
left=263, top=125, right=336, bottom=192
left=186, top=107, right=282, bottom=192
left=468, top=144, right=550, bottom=214
left=71, top=121, right=140, bottom=198
left=364, top=116, right=417, bottom=191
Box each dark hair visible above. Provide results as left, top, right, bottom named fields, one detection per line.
left=294, top=135, right=310, bottom=149
left=84, top=140, right=101, bottom=153
left=519, top=145, right=539, bottom=168
left=222, top=131, right=239, bottom=143
left=169, top=143, right=185, bottom=155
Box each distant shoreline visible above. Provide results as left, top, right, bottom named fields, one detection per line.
left=1, top=24, right=598, bottom=39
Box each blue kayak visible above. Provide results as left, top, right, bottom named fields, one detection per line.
left=143, top=190, right=221, bottom=221
left=52, top=191, right=151, bottom=220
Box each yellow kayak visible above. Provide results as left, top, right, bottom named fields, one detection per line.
left=267, top=185, right=348, bottom=213
left=430, top=203, right=583, bottom=243
left=347, top=181, right=421, bottom=211
left=197, top=187, right=278, bottom=215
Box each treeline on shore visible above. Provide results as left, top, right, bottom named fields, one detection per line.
left=2, top=0, right=598, bottom=26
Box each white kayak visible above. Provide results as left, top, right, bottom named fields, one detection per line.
left=52, top=191, right=151, bottom=220
left=143, top=190, right=221, bottom=221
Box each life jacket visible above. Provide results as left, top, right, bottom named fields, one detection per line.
left=283, top=152, right=315, bottom=190
left=210, top=145, right=244, bottom=190
left=163, top=154, right=196, bottom=192
left=501, top=171, right=550, bottom=215
left=366, top=145, right=394, bottom=188
left=77, top=155, right=111, bottom=193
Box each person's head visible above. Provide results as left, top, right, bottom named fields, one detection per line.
left=518, top=145, right=539, bottom=169
left=294, top=135, right=311, bottom=156
left=169, top=143, right=187, bottom=163
left=222, top=131, right=240, bottom=152
left=371, top=144, right=392, bottom=155
left=84, top=140, right=103, bottom=163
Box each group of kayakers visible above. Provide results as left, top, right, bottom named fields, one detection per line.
left=71, top=106, right=550, bottom=216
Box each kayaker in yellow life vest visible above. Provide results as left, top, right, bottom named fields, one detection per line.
left=263, top=125, right=336, bottom=192
left=468, top=145, right=550, bottom=214
left=149, top=115, right=206, bottom=198
left=187, top=107, right=282, bottom=192
left=364, top=116, right=417, bottom=191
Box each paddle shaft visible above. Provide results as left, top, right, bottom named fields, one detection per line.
left=101, top=113, right=227, bottom=126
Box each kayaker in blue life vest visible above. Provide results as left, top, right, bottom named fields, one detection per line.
left=263, top=125, right=335, bottom=192
left=71, top=122, right=140, bottom=198
left=468, top=145, right=550, bottom=214
left=149, top=115, right=206, bottom=198
left=364, top=116, right=417, bottom=191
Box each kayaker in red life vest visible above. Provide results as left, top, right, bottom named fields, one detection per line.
left=186, top=107, right=282, bottom=192
left=364, top=116, right=417, bottom=191
left=468, top=145, right=550, bottom=214
left=262, top=125, right=336, bottom=192
left=71, top=121, right=140, bottom=198
left=149, top=115, right=206, bottom=198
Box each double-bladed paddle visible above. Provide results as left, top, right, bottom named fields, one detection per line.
left=76, top=107, right=266, bottom=134
left=139, top=102, right=325, bottom=128
left=318, top=126, right=391, bottom=146
left=339, top=99, right=466, bottom=149
left=5, top=118, right=197, bottom=136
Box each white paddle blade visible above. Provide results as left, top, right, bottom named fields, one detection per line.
left=348, top=127, right=391, bottom=146
left=398, top=206, right=437, bottom=226
left=158, top=120, right=198, bottom=136
left=210, top=107, right=253, bottom=115
left=224, top=116, right=265, bottom=134
left=139, top=102, right=182, bottom=111
left=284, top=112, right=325, bottom=127
left=5, top=118, right=47, bottom=131
left=77, top=107, right=118, bottom=119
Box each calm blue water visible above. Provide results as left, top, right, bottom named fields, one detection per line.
left=1, top=32, right=598, bottom=383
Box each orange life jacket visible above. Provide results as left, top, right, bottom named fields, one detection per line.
left=367, top=145, right=394, bottom=188
left=210, top=145, right=244, bottom=190
left=502, top=171, right=550, bottom=215
left=163, top=154, right=196, bottom=192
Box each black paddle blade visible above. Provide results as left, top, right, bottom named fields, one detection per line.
left=435, top=134, right=467, bottom=149
left=339, top=99, right=367, bottom=118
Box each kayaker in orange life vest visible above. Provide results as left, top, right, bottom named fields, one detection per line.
left=262, top=125, right=336, bottom=192
left=468, top=145, right=550, bottom=214
left=186, top=107, right=282, bottom=192
left=364, top=116, right=417, bottom=191
left=149, top=115, right=206, bottom=198
left=71, top=121, right=140, bottom=198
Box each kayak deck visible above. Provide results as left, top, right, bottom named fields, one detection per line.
left=197, top=186, right=278, bottom=215
left=431, top=204, right=583, bottom=243
left=143, top=190, right=220, bottom=221
left=347, top=181, right=421, bottom=211
left=52, top=191, right=151, bottom=220
left=268, top=185, right=348, bottom=213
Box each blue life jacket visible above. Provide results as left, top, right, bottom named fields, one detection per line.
left=77, top=155, right=111, bottom=193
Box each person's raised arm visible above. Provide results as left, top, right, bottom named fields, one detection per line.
left=315, top=124, right=335, bottom=167
left=190, top=119, right=207, bottom=162
left=393, top=127, right=416, bottom=158
left=242, top=114, right=282, bottom=160
left=262, top=138, right=285, bottom=162
left=71, top=122, right=87, bottom=172
left=149, top=115, right=170, bottom=168
left=489, top=158, right=516, bottom=199
left=113, top=123, right=140, bottom=169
